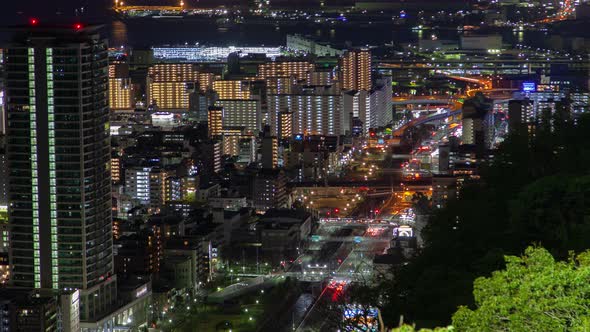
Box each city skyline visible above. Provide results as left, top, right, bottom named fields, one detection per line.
left=1, top=0, right=590, bottom=331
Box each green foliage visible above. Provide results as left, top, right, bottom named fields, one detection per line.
left=411, top=192, right=431, bottom=216
left=453, top=246, right=590, bottom=332
left=183, top=191, right=197, bottom=204
left=391, top=325, right=454, bottom=332
left=379, top=113, right=590, bottom=327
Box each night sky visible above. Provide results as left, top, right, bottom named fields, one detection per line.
left=0, top=0, right=471, bottom=24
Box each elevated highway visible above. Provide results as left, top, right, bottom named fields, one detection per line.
left=392, top=96, right=454, bottom=105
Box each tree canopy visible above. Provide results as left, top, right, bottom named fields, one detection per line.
left=379, top=113, right=590, bottom=327
left=453, top=246, right=590, bottom=331
left=392, top=325, right=454, bottom=332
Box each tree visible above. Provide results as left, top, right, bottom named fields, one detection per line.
left=315, top=281, right=383, bottom=332
left=411, top=192, right=431, bottom=216
left=392, top=325, right=454, bottom=332
left=453, top=246, right=590, bottom=331
left=378, top=114, right=590, bottom=328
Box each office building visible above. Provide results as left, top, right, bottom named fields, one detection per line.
left=125, top=167, right=152, bottom=205
left=149, top=168, right=170, bottom=214
left=111, top=155, right=121, bottom=184
left=461, top=93, right=494, bottom=150
left=147, top=81, right=194, bottom=111
left=189, top=87, right=217, bottom=123
left=279, top=111, right=294, bottom=139
left=286, top=34, right=344, bottom=57
left=266, top=76, right=297, bottom=95
left=238, top=137, right=257, bottom=165
left=221, top=127, right=251, bottom=157
left=124, top=167, right=171, bottom=213
left=147, top=64, right=213, bottom=111
left=212, top=80, right=251, bottom=100
left=268, top=85, right=347, bottom=136
left=258, top=60, right=315, bottom=80
left=252, top=170, right=288, bottom=212
left=108, top=64, right=134, bottom=111
left=151, top=112, right=177, bottom=129
left=437, top=143, right=450, bottom=174
left=197, top=140, right=222, bottom=174
left=4, top=24, right=115, bottom=322
left=208, top=106, right=224, bottom=137
left=165, top=237, right=213, bottom=284
left=460, top=35, right=503, bottom=50
left=508, top=98, right=532, bottom=132
left=164, top=176, right=198, bottom=203
left=372, top=76, right=393, bottom=127
left=0, top=288, right=80, bottom=332
left=148, top=64, right=200, bottom=82
left=115, top=232, right=162, bottom=276
left=509, top=89, right=589, bottom=133
left=261, top=135, right=279, bottom=169
left=307, top=70, right=337, bottom=86
left=462, top=117, right=482, bottom=146
left=148, top=64, right=214, bottom=89
left=215, top=98, right=262, bottom=134
left=342, top=90, right=370, bottom=133
left=0, top=140, right=8, bottom=207
left=432, top=176, right=457, bottom=209
left=340, top=49, right=371, bottom=91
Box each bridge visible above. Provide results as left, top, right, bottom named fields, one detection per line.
left=393, top=109, right=462, bottom=137
left=319, top=217, right=398, bottom=226
left=114, top=5, right=183, bottom=11
left=376, top=58, right=589, bottom=70
left=113, top=0, right=184, bottom=10
left=290, top=179, right=433, bottom=188
left=207, top=275, right=270, bottom=303
left=537, top=0, right=574, bottom=23
left=310, top=235, right=392, bottom=244
left=392, top=96, right=454, bottom=105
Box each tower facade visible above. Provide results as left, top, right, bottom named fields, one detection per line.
left=340, top=49, right=371, bottom=91
left=4, top=24, right=115, bottom=321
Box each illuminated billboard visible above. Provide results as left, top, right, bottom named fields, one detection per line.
left=522, top=82, right=536, bottom=92
left=342, top=305, right=380, bottom=332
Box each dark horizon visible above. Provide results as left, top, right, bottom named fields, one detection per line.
left=0, top=0, right=472, bottom=24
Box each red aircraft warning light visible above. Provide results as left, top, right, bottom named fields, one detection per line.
left=30, top=18, right=39, bottom=26
left=74, top=23, right=83, bottom=30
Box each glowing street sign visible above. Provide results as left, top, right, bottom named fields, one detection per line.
left=522, top=82, right=536, bottom=92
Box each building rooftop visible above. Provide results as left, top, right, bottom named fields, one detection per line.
left=3, top=23, right=105, bottom=45
left=0, top=288, right=59, bottom=305
left=117, top=275, right=151, bottom=292
left=165, top=237, right=203, bottom=250
left=260, top=208, right=311, bottom=223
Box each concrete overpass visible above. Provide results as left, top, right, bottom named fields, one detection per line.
left=393, top=109, right=462, bottom=137
left=290, top=179, right=433, bottom=188
left=392, top=97, right=454, bottom=105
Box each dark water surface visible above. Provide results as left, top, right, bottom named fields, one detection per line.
left=0, top=0, right=553, bottom=49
